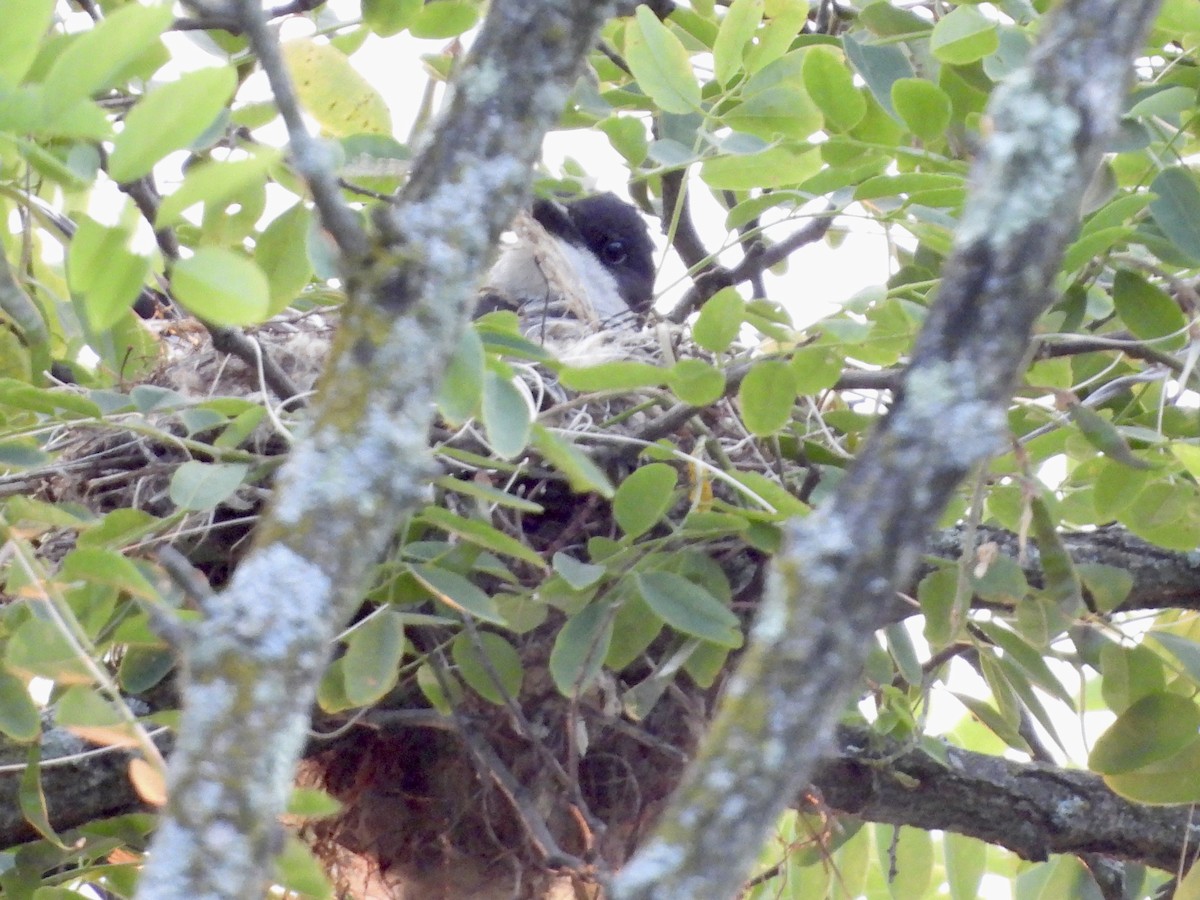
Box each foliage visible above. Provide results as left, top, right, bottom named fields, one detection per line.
left=0, top=0, right=1197, bottom=898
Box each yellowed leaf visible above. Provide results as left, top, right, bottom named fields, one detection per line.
left=281, top=38, right=391, bottom=137
left=129, top=757, right=167, bottom=807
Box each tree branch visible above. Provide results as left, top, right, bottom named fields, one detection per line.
left=233, top=0, right=367, bottom=262
left=132, top=2, right=621, bottom=898
left=816, top=726, right=1200, bottom=875
left=611, top=3, right=1163, bottom=897
left=667, top=212, right=835, bottom=323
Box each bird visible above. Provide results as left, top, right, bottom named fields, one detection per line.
left=476, top=193, right=656, bottom=336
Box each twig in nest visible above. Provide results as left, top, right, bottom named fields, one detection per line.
left=208, top=326, right=302, bottom=403
left=458, top=723, right=589, bottom=872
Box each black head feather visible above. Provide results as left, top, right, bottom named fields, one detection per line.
left=532, top=193, right=656, bottom=316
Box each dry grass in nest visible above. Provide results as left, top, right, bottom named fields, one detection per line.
left=6, top=304, right=844, bottom=896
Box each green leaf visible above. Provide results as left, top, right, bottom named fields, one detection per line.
left=891, top=78, right=952, bottom=142
left=1029, top=495, right=1083, bottom=611
left=1123, top=481, right=1200, bottom=551
left=952, top=692, right=1028, bottom=752
left=558, top=361, right=664, bottom=392
left=667, top=358, right=725, bottom=406
left=549, top=602, right=614, bottom=696
left=281, top=38, right=391, bottom=136
left=728, top=470, right=807, bottom=517
left=437, top=326, right=484, bottom=426
left=738, top=359, right=796, bottom=435
left=42, top=3, right=174, bottom=118
left=157, top=151, right=281, bottom=227
left=0, top=0, right=55, bottom=88
left=342, top=609, right=406, bottom=706
left=1148, top=631, right=1200, bottom=690
left=802, top=47, right=866, bottom=132
left=420, top=506, right=545, bottom=569
left=274, top=833, right=334, bottom=900
left=7, top=619, right=94, bottom=685
left=451, top=631, right=523, bottom=705
left=172, top=248, right=271, bottom=326
left=67, top=218, right=151, bottom=331
left=553, top=552, right=606, bottom=591
left=54, top=685, right=127, bottom=734
left=692, top=287, right=744, bottom=353
left=918, top=567, right=958, bottom=648
left=713, top=0, right=763, bottom=86
left=726, top=52, right=822, bottom=140
left=409, top=0, right=480, bottom=39
left=1066, top=403, right=1155, bottom=470
left=61, top=548, right=157, bottom=600
left=859, top=1, right=932, bottom=37
left=1112, top=269, right=1187, bottom=349
left=530, top=425, right=614, bottom=498
left=434, top=475, right=543, bottom=514
left=625, top=6, right=701, bottom=114
left=168, top=461, right=249, bottom=512
left=1093, top=458, right=1151, bottom=519
left=363, top=0, right=421, bottom=36
left=108, top=66, right=238, bottom=183
left=1090, top=692, right=1200, bottom=774
left=1104, top=740, right=1200, bottom=805
left=410, top=563, right=505, bottom=625
left=1149, top=168, right=1200, bottom=264
left=1076, top=563, right=1133, bottom=614
left=790, top=345, right=842, bottom=393
left=613, top=464, right=678, bottom=539
left=944, top=832, right=987, bottom=900
left=878, top=826, right=933, bottom=900
left=482, top=370, right=532, bottom=459
left=1173, top=442, right=1200, bottom=481
left=287, top=786, right=342, bottom=820
left=701, top=144, right=822, bottom=190
left=977, top=623, right=1073, bottom=706
left=634, top=571, right=741, bottom=647
left=0, top=672, right=39, bottom=742
left=742, top=2, right=807, bottom=73
left=256, top=203, right=315, bottom=315
left=20, top=745, right=66, bottom=848
left=118, top=647, right=174, bottom=694
left=842, top=32, right=913, bottom=118
left=930, top=6, right=999, bottom=65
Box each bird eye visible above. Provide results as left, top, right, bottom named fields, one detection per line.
left=601, top=240, right=628, bottom=265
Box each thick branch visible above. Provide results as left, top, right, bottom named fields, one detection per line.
left=133, top=2, right=619, bottom=898
left=611, top=3, right=1163, bottom=897
left=13, top=718, right=1200, bottom=881
left=816, top=726, right=1199, bottom=874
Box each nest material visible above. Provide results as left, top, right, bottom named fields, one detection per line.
left=8, top=288, right=818, bottom=896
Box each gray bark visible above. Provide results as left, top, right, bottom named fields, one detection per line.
left=132, top=1, right=618, bottom=897
left=610, top=2, right=1165, bottom=897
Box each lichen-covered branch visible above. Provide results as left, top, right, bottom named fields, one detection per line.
left=817, top=726, right=1197, bottom=874
left=16, top=718, right=1200, bottom=882
left=132, top=2, right=617, bottom=898
left=611, top=3, right=1163, bottom=897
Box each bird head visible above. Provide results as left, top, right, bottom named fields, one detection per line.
left=479, top=193, right=656, bottom=329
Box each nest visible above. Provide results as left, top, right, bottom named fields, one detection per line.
left=6, top=293, right=837, bottom=898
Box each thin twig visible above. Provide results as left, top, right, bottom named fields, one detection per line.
left=234, top=0, right=368, bottom=261
left=668, top=210, right=837, bottom=323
